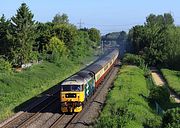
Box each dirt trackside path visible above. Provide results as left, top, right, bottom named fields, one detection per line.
left=151, top=68, right=180, bottom=103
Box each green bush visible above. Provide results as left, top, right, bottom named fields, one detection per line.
left=0, top=57, right=12, bottom=73
left=123, top=53, right=145, bottom=67
left=162, top=107, right=180, bottom=128
left=47, top=36, right=68, bottom=63
left=149, top=86, right=170, bottom=106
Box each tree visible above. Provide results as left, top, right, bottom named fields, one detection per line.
left=146, top=13, right=174, bottom=27
left=52, top=13, right=69, bottom=24
left=35, top=22, right=53, bottom=53
left=47, top=36, right=68, bottom=62
left=0, top=15, right=11, bottom=57
left=131, top=25, right=147, bottom=54
left=163, top=13, right=174, bottom=26
left=70, top=30, right=93, bottom=60
left=117, top=31, right=127, bottom=42
left=129, top=13, right=175, bottom=67
left=7, top=3, right=36, bottom=66
left=88, top=28, right=100, bottom=48
left=166, top=27, right=180, bottom=69
left=53, top=24, right=77, bottom=48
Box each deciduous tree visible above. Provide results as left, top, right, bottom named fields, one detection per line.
left=52, top=13, right=69, bottom=24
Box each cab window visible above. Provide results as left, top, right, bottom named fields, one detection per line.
left=61, top=85, right=83, bottom=91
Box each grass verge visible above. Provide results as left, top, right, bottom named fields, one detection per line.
left=161, top=69, right=180, bottom=95
left=95, top=65, right=161, bottom=128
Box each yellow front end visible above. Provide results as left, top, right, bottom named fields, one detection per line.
left=60, top=92, right=84, bottom=113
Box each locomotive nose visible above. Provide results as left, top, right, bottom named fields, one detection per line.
left=65, top=93, right=76, bottom=98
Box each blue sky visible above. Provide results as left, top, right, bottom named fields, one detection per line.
left=0, top=0, right=180, bottom=34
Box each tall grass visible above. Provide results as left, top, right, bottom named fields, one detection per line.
left=95, top=66, right=161, bottom=128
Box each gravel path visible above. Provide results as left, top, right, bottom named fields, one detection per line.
left=151, top=69, right=180, bottom=103
left=151, top=72, right=165, bottom=86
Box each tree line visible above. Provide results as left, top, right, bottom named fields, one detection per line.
left=0, top=3, right=100, bottom=69
left=127, top=13, right=180, bottom=70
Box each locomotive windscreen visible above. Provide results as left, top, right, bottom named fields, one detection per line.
left=61, top=85, right=83, bottom=91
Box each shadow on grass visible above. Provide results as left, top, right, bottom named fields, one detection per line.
left=13, top=81, right=62, bottom=114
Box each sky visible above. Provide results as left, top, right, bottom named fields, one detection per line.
left=0, top=0, right=180, bottom=34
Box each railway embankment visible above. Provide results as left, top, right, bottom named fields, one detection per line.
left=95, top=65, right=162, bottom=128
left=0, top=56, right=96, bottom=123
left=95, top=65, right=180, bottom=128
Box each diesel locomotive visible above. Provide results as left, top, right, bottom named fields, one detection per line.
left=60, top=49, right=119, bottom=112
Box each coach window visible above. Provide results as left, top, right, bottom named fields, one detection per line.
left=104, top=64, right=108, bottom=71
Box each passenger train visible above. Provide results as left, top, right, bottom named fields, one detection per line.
left=60, top=49, right=119, bottom=112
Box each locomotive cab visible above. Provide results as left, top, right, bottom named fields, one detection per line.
left=60, top=84, right=84, bottom=112
left=60, top=70, right=95, bottom=113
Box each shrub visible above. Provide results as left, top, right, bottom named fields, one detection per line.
left=0, top=57, right=12, bottom=73
left=148, top=86, right=170, bottom=105
left=123, top=53, right=145, bottom=67
left=162, top=107, right=180, bottom=128
left=47, top=36, right=68, bottom=63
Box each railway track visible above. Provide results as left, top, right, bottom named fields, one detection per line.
left=49, top=113, right=77, bottom=128
left=1, top=93, right=59, bottom=128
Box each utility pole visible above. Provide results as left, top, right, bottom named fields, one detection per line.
left=77, top=19, right=84, bottom=29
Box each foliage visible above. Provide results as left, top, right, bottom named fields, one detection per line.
left=87, top=28, right=101, bottom=48
left=7, top=3, right=36, bottom=66
left=70, top=30, right=94, bottom=61
left=145, top=13, right=174, bottom=27
left=128, top=13, right=180, bottom=69
left=162, top=107, right=180, bottom=128
left=47, top=36, right=68, bottom=63
left=35, top=22, right=53, bottom=53
left=0, top=3, right=100, bottom=67
left=53, top=24, right=77, bottom=49
left=161, top=69, right=180, bottom=95
left=0, top=15, right=11, bottom=57
left=52, top=13, right=69, bottom=24
left=166, top=27, right=180, bottom=70
left=122, top=53, right=145, bottom=67
left=148, top=86, right=170, bottom=107
left=95, top=66, right=161, bottom=128
left=0, top=57, right=12, bottom=73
